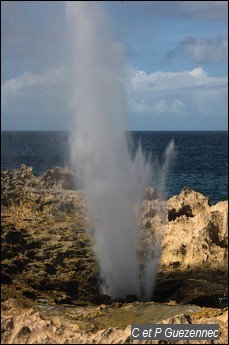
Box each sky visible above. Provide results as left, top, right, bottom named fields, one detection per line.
left=1, top=1, right=228, bottom=131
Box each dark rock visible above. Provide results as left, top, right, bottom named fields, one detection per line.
left=168, top=205, right=194, bottom=221
left=1, top=274, right=13, bottom=284
left=22, top=290, right=38, bottom=300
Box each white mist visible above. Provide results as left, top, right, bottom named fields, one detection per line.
left=67, top=1, right=174, bottom=300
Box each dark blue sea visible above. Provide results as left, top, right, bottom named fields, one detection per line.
left=1, top=131, right=228, bottom=204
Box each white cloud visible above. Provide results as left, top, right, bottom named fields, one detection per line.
left=153, top=99, right=186, bottom=114
left=125, top=66, right=228, bottom=122
left=1, top=66, right=72, bottom=130
left=126, top=67, right=227, bottom=94
left=2, top=67, right=66, bottom=93
left=195, top=88, right=228, bottom=116
left=2, top=65, right=227, bottom=130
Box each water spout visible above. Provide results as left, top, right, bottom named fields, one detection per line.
left=67, top=1, right=174, bottom=301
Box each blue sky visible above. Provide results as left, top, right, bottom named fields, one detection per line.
left=1, top=1, right=228, bottom=130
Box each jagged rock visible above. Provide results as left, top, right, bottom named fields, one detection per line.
left=138, top=186, right=228, bottom=273
left=137, top=186, right=228, bottom=305
left=1, top=167, right=228, bottom=309
left=1, top=299, right=228, bottom=344
left=161, top=187, right=228, bottom=272
left=38, top=167, right=77, bottom=190
left=1, top=164, right=77, bottom=207
left=1, top=165, right=82, bottom=218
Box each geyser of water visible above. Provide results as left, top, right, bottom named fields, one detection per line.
left=67, top=1, right=174, bottom=301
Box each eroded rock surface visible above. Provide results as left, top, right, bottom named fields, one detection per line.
left=139, top=186, right=228, bottom=272
left=1, top=299, right=228, bottom=344
left=139, top=186, right=228, bottom=304
left=1, top=165, right=228, bottom=343
left=1, top=165, right=99, bottom=305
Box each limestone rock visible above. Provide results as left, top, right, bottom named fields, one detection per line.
left=38, top=167, right=77, bottom=190
left=161, top=186, right=228, bottom=272
left=1, top=165, right=81, bottom=217
left=1, top=299, right=228, bottom=344
left=139, top=186, right=228, bottom=273
left=1, top=167, right=228, bottom=308
left=138, top=186, right=228, bottom=304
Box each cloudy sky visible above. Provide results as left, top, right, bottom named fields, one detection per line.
left=1, top=1, right=228, bottom=131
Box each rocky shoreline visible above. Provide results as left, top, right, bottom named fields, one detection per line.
left=1, top=164, right=228, bottom=344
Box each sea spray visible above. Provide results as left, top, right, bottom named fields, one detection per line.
left=141, top=140, right=175, bottom=301
left=67, top=1, right=174, bottom=300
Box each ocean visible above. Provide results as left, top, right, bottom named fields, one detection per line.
left=1, top=131, right=228, bottom=204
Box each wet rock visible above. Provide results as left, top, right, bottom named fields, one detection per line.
left=145, top=186, right=161, bottom=201
left=1, top=299, right=228, bottom=344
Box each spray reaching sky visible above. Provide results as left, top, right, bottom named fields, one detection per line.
left=67, top=1, right=174, bottom=300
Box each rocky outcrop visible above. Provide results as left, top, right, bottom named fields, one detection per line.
left=1, top=164, right=81, bottom=218
left=1, top=299, right=228, bottom=344
left=39, top=166, right=77, bottom=190
left=1, top=165, right=97, bottom=305
left=139, top=186, right=228, bottom=304
left=1, top=166, right=228, bottom=343
left=1, top=166, right=228, bottom=308
left=139, top=186, right=228, bottom=273
left=1, top=164, right=77, bottom=206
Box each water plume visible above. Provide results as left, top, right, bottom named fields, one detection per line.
left=67, top=1, right=174, bottom=300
